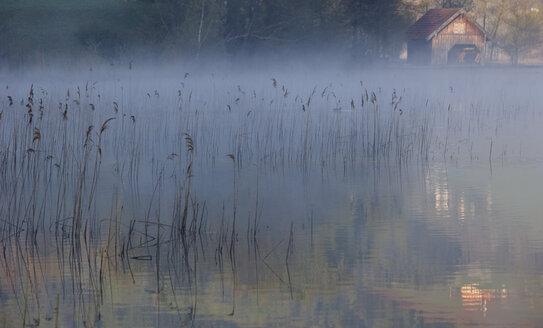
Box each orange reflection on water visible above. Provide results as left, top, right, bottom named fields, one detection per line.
left=461, top=283, right=507, bottom=312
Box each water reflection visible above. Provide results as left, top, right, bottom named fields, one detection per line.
left=1, top=162, right=543, bottom=327
left=0, top=159, right=543, bottom=327
left=5, top=69, right=543, bottom=327
left=461, top=283, right=508, bottom=312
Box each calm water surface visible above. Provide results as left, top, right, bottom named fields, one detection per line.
left=1, top=68, right=543, bottom=327
left=2, top=162, right=542, bottom=327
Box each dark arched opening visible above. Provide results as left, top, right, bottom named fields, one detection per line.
left=448, top=44, right=481, bottom=64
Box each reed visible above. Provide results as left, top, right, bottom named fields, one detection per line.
left=0, top=68, right=536, bottom=326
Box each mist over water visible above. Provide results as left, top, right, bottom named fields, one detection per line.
left=1, top=62, right=543, bottom=327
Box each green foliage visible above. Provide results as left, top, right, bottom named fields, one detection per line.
left=0, top=0, right=417, bottom=66
left=500, top=8, right=543, bottom=65
left=434, top=0, right=474, bottom=9
left=223, top=0, right=348, bottom=54
left=5, top=0, right=543, bottom=66
left=76, top=25, right=122, bottom=60
left=346, top=0, right=413, bottom=61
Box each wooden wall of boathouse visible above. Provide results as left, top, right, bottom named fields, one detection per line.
left=430, top=15, right=486, bottom=65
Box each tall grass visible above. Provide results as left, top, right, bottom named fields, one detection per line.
left=0, top=67, right=540, bottom=326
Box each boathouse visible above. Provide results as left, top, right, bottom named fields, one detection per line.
left=407, top=8, right=488, bottom=65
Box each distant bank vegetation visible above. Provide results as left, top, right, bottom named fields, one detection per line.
left=1, top=0, right=543, bottom=69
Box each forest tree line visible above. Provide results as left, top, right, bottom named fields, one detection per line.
left=1, top=0, right=543, bottom=67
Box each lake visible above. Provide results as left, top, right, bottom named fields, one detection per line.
left=0, top=66, right=542, bottom=327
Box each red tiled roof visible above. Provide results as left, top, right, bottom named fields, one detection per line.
left=407, top=8, right=462, bottom=40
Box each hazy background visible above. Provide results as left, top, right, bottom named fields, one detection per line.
left=3, top=0, right=543, bottom=71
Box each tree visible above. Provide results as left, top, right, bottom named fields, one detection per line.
left=345, top=0, right=414, bottom=62
left=185, top=0, right=226, bottom=58
left=223, top=0, right=271, bottom=54
left=434, top=0, right=473, bottom=9
left=500, top=4, right=543, bottom=64
left=473, top=0, right=509, bottom=61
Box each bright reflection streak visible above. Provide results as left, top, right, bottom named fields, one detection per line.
left=461, top=283, right=508, bottom=312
